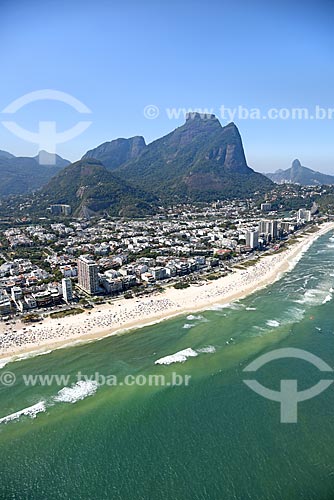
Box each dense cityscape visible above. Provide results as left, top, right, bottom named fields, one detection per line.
left=0, top=188, right=327, bottom=324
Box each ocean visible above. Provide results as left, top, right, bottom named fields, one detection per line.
left=1, top=231, right=334, bottom=500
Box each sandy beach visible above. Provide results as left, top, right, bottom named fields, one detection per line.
left=1, top=222, right=333, bottom=361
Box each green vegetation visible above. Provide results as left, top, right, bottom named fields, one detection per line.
left=116, top=116, right=273, bottom=202
left=37, top=159, right=157, bottom=217
left=49, top=308, right=84, bottom=319
left=305, top=226, right=320, bottom=234
left=129, top=249, right=159, bottom=261
left=2, top=116, right=275, bottom=218
left=285, top=238, right=301, bottom=247
left=206, top=273, right=220, bottom=280
left=173, top=282, right=190, bottom=289
left=0, top=155, right=66, bottom=196
left=22, top=313, right=41, bottom=323
left=235, top=259, right=259, bottom=269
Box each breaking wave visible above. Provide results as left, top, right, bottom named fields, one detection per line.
left=0, top=359, right=10, bottom=370
left=294, top=288, right=326, bottom=306
left=155, top=348, right=198, bottom=365
left=197, top=345, right=216, bottom=354
left=155, top=344, right=217, bottom=365
left=54, top=380, right=98, bottom=404
left=266, top=320, right=280, bottom=328
left=0, top=402, right=46, bottom=425
left=322, top=294, right=332, bottom=304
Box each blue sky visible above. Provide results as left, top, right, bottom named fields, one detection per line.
left=0, top=0, right=333, bottom=173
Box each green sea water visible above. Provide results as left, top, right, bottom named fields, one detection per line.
left=1, top=232, right=334, bottom=500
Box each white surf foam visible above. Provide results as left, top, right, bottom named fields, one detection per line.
left=0, top=359, right=10, bottom=370
left=155, top=348, right=198, bottom=365
left=54, top=380, right=98, bottom=404
left=0, top=349, right=53, bottom=370
left=246, top=307, right=257, bottom=311
left=183, top=323, right=195, bottom=329
left=322, top=294, right=332, bottom=304
left=186, top=315, right=203, bottom=321
left=286, top=307, right=305, bottom=322
left=0, top=402, right=46, bottom=425
left=197, top=345, right=216, bottom=354
left=210, top=303, right=231, bottom=310
left=15, top=350, right=53, bottom=362
left=266, top=320, right=280, bottom=328
left=295, top=288, right=325, bottom=306
left=210, top=302, right=244, bottom=311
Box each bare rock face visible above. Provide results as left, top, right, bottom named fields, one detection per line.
left=114, top=112, right=273, bottom=200
left=82, top=136, right=146, bottom=170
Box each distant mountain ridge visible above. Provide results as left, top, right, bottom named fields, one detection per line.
left=80, top=112, right=272, bottom=202
left=4, top=114, right=275, bottom=213
left=0, top=150, right=15, bottom=160
left=113, top=113, right=273, bottom=201
left=34, top=150, right=70, bottom=168
left=265, top=159, right=334, bottom=186
left=0, top=151, right=70, bottom=196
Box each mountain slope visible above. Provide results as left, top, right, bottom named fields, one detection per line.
left=0, top=151, right=70, bottom=196
left=2, top=116, right=274, bottom=213
left=115, top=113, right=273, bottom=201
left=38, top=159, right=157, bottom=216
left=34, top=150, right=70, bottom=168
left=266, top=159, right=334, bottom=186
left=0, top=150, right=15, bottom=160
left=82, top=136, right=146, bottom=170
left=0, top=156, right=65, bottom=196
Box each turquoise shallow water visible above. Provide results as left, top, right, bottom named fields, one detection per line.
left=1, top=232, right=334, bottom=499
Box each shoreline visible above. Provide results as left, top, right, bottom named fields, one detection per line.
left=1, top=222, right=334, bottom=363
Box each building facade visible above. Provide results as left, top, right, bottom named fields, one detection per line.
left=259, top=220, right=278, bottom=240
left=246, top=230, right=259, bottom=249
left=297, top=209, right=312, bottom=223
left=62, top=277, right=73, bottom=302
left=77, top=256, right=99, bottom=295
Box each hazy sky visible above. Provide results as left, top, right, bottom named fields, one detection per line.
left=0, top=0, right=333, bottom=173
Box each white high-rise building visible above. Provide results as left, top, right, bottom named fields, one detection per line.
left=297, top=209, right=312, bottom=223
left=77, top=256, right=99, bottom=295
left=62, top=277, right=73, bottom=303
left=261, top=202, right=272, bottom=212
left=258, top=220, right=278, bottom=240
left=246, top=230, right=259, bottom=249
